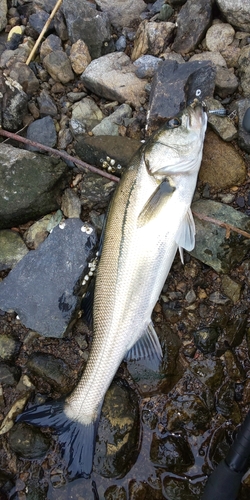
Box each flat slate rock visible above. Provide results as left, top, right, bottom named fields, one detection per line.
left=0, top=219, right=97, bottom=337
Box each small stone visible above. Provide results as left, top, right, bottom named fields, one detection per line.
left=205, top=23, right=235, bottom=52
left=115, top=35, right=126, bottom=52
left=91, top=103, right=132, bottom=136
left=158, top=3, right=174, bottom=21
left=189, top=51, right=227, bottom=67
left=172, top=0, right=213, bottom=54
left=29, top=10, right=51, bottom=34
left=27, top=353, right=73, bottom=393
left=243, top=107, right=250, bottom=132
left=215, top=67, right=238, bottom=98
left=43, top=50, right=74, bottom=84
left=0, top=335, right=21, bottom=361
left=133, top=55, right=162, bottom=79
left=9, top=422, right=50, bottom=458
left=26, top=116, right=57, bottom=151
left=23, top=215, right=52, bottom=249
left=209, top=292, right=230, bottom=305
left=192, top=327, right=219, bottom=354
left=131, top=20, right=175, bottom=60
left=150, top=433, right=194, bottom=471
left=185, top=289, right=196, bottom=304
left=69, top=40, right=91, bottom=75
left=71, top=97, right=103, bottom=132
left=9, top=62, right=39, bottom=95
left=40, top=34, right=62, bottom=60
left=206, top=98, right=237, bottom=142
left=37, top=90, right=57, bottom=117
left=0, top=363, right=21, bottom=386
left=0, top=230, right=28, bottom=270
left=61, top=188, right=81, bottom=218
left=221, top=275, right=242, bottom=304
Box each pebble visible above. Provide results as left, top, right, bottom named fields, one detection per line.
left=91, top=103, right=132, bottom=136
left=115, top=35, right=126, bottom=52
left=205, top=22, right=235, bottom=52
left=206, top=98, right=237, bottom=142
left=133, top=55, right=163, bottom=79
left=61, top=188, right=81, bottom=218
left=0, top=334, right=20, bottom=361
left=242, top=107, right=250, bottom=132
left=71, top=96, right=103, bottom=132
left=131, top=20, right=175, bottom=60
left=43, top=50, right=74, bottom=84
left=172, top=0, right=213, bottom=54
left=26, top=116, right=57, bottom=151
left=37, top=90, right=58, bottom=117
left=0, top=230, right=28, bottom=270
left=69, top=39, right=91, bottom=75
left=9, top=423, right=50, bottom=458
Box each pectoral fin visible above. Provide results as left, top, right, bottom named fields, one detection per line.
left=137, top=180, right=174, bottom=228
left=175, top=208, right=196, bottom=252
left=125, top=322, right=162, bottom=364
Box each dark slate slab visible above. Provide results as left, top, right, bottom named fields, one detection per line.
left=147, top=59, right=216, bottom=132
left=0, top=219, right=97, bottom=337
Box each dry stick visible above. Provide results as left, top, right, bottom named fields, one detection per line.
left=192, top=211, right=250, bottom=239
left=0, top=128, right=120, bottom=183
left=26, top=0, right=63, bottom=65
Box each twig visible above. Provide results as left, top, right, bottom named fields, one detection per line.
left=26, top=0, right=63, bottom=65
left=0, top=128, right=120, bottom=183
left=192, top=211, right=250, bottom=239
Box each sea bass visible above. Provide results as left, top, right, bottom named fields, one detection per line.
left=17, top=100, right=207, bottom=478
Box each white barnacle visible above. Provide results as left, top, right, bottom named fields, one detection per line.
left=86, top=227, right=93, bottom=234
left=81, top=225, right=87, bottom=233
left=82, top=279, right=86, bottom=285
left=110, top=159, right=116, bottom=166
left=106, top=156, right=111, bottom=162
left=196, top=89, right=202, bottom=97
left=84, top=274, right=90, bottom=281
left=59, top=222, right=66, bottom=229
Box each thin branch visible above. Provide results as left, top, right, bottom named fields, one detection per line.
left=192, top=211, right=250, bottom=239
left=26, top=0, right=63, bottom=65
left=0, top=128, right=120, bottom=183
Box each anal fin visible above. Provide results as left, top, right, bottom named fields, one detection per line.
left=126, top=322, right=162, bottom=365
left=175, top=207, right=196, bottom=252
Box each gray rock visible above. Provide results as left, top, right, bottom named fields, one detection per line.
left=0, top=334, right=21, bottom=361
left=147, top=60, right=215, bottom=132
left=26, top=116, right=57, bottom=151
left=158, top=3, right=174, bottom=21
left=131, top=20, right=175, bottom=60
left=189, top=51, right=227, bottom=68
left=0, top=363, right=21, bottom=386
left=81, top=52, right=147, bottom=108
left=150, top=433, right=194, bottom=471
left=0, top=143, right=68, bottom=229
left=40, top=34, right=63, bottom=60
left=61, top=188, right=81, bottom=218
left=34, top=0, right=57, bottom=13
left=133, top=55, right=163, bottom=79
left=43, top=50, right=74, bottom=84
left=0, top=219, right=97, bottom=337
left=37, top=90, right=57, bottom=117
left=63, top=0, right=112, bottom=59
left=215, top=67, right=238, bottom=98
left=0, top=230, right=28, bottom=270
left=115, top=35, right=126, bottom=52
left=9, top=62, right=39, bottom=96
left=192, top=327, right=220, bottom=354
left=0, top=0, right=7, bottom=32
left=27, top=353, right=73, bottom=393
left=23, top=214, right=52, bottom=249
left=216, top=0, right=250, bottom=31
left=57, top=127, right=73, bottom=149
left=221, top=275, right=242, bottom=304
left=238, top=46, right=250, bottom=98
left=206, top=98, right=237, bottom=142
left=191, top=200, right=250, bottom=273
left=238, top=98, right=250, bottom=154
left=29, top=10, right=52, bottom=34
left=79, top=172, right=116, bottom=210
left=92, top=103, right=132, bottom=136
left=172, top=0, right=213, bottom=54
left=9, top=423, right=50, bottom=458
left=71, top=96, right=103, bottom=132
left=53, top=9, right=68, bottom=41
left=1, top=74, right=28, bottom=131
left=95, top=0, right=146, bottom=29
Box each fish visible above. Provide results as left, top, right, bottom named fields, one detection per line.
left=16, top=99, right=207, bottom=479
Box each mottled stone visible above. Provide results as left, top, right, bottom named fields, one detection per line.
left=40, top=33, right=63, bottom=60
left=1, top=74, right=28, bottom=131
left=0, top=0, right=7, bottom=32
left=79, top=172, right=116, bottom=211
left=61, top=188, right=81, bottom=218
left=9, top=423, right=50, bottom=458
left=9, top=62, right=39, bottom=95
left=215, top=67, right=238, bottom=98
left=37, top=90, right=57, bottom=117
left=189, top=51, right=227, bottom=67
left=238, top=98, right=250, bottom=154
left=205, top=23, right=235, bottom=52
left=95, top=0, right=146, bottom=29
left=27, top=353, right=73, bottom=393
left=238, top=46, right=250, bottom=98
left=69, top=39, right=91, bottom=75
left=71, top=97, right=103, bottom=133
left=131, top=20, right=175, bottom=60
left=92, top=103, right=132, bottom=136
left=172, top=0, right=213, bottom=54
left=0, top=230, right=28, bottom=270
left=133, top=55, right=163, bottom=78
left=221, top=275, right=242, bottom=304
left=26, top=116, right=57, bottom=151
left=216, top=0, right=250, bottom=31
left=43, top=50, right=74, bottom=84
left=206, top=98, right=237, bottom=141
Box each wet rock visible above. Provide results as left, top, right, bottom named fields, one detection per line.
left=61, top=188, right=81, bottom=218
left=206, top=98, right=237, bottom=142
left=238, top=45, right=250, bottom=97
left=0, top=363, right=21, bottom=386
left=150, top=433, right=194, bottom=471
left=92, top=104, right=132, bottom=136
left=1, top=74, right=28, bottom=131
left=242, top=106, right=250, bottom=133
left=27, top=353, right=73, bottom=393
left=166, top=390, right=212, bottom=432
left=216, top=0, right=250, bottom=31
left=26, top=116, right=57, bottom=151
left=215, top=67, right=238, bottom=98
left=147, top=60, right=215, bottom=131
left=94, top=380, right=140, bottom=478
left=43, top=50, right=74, bottom=84
left=189, top=51, right=227, bottom=68
left=37, top=90, right=57, bottom=117
left=104, top=485, right=127, bottom=500
left=79, top=172, right=116, bottom=210
left=71, top=96, right=103, bottom=133
left=223, top=350, right=245, bottom=383
left=81, top=52, right=147, bottom=108
left=75, top=135, right=141, bottom=169
left=0, top=143, right=68, bottom=229
left=9, top=422, right=50, bottom=458
left=221, top=275, right=242, bottom=304
left=69, top=39, right=91, bottom=75
left=191, top=200, right=250, bottom=273
left=190, top=358, right=224, bottom=391
left=199, top=130, right=246, bottom=189
left=209, top=292, right=230, bottom=305
left=133, top=55, right=162, bottom=79
left=205, top=23, right=235, bottom=52
left=172, top=0, right=213, bottom=54
left=0, top=0, right=7, bottom=32
left=0, top=219, right=97, bottom=337
left=95, top=0, right=146, bottom=29
left=215, top=380, right=241, bottom=422
left=0, top=230, right=28, bottom=270
left=0, top=335, right=20, bottom=361
left=131, top=20, right=175, bottom=60
left=192, top=327, right=220, bottom=354
left=63, top=0, right=111, bottom=59
left=23, top=214, right=55, bottom=249
left=129, top=480, right=164, bottom=500
left=163, top=476, right=205, bottom=500
left=237, top=99, right=250, bottom=153
left=220, top=307, right=247, bottom=348
left=39, top=34, right=63, bottom=60
left=8, top=62, right=39, bottom=96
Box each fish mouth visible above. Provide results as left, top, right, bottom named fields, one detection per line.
left=188, top=98, right=207, bottom=130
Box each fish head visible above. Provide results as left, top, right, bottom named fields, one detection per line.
left=144, top=99, right=207, bottom=178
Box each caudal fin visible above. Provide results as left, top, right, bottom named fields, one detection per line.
left=16, top=400, right=98, bottom=479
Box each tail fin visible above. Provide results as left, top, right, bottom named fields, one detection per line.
left=16, top=400, right=98, bottom=479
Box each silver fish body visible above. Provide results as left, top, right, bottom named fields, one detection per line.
left=17, top=100, right=207, bottom=478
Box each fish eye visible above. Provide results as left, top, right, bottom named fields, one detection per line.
left=166, top=117, right=182, bottom=128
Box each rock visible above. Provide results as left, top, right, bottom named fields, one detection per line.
left=0, top=230, right=28, bottom=270
left=238, top=99, right=250, bottom=153
left=162, top=50, right=185, bottom=64
left=238, top=45, right=250, bottom=97
left=215, top=67, right=238, bottom=98
left=37, top=90, right=57, bottom=117
left=1, top=74, right=28, bottom=131
left=189, top=51, right=227, bottom=67
left=208, top=291, right=230, bottom=305
left=43, top=50, right=74, bottom=84
left=57, top=127, right=72, bottom=149
left=172, top=0, right=213, bottom=54
left=95, top=0, right=146, bottom=29
left=0, top=219, right=97, bottom=337
left=0, top=363, right=21, bottom=386
left=61, top=188, right=81, bottom=218
left=79, top=172, right=116, bottom=210
left=221, top=275, right=242, bottom=304
left=8, top=62, right=39, bottom=95
left=0, top=0, right=7, bottom=32
left=206, top=98, right=237, bottom=141
left=92, top=104, right=132, bottom=136
left=0, top=335, right=21, bottom=361
left=69, top=39, right=91, bottom=75
left=71, top=97, right=103, bottom=133
left=191, top=199, right=250, bottom=273
left=26, top=116, right=57, bottom=151
left=27, top=353, right=73, bottom=393
left=150, top=433, right=194, bottom=471
left=0, top=143, right=68, bottom=230
left=34, top=0, right=58, bottom=13
left=215, top=380, right=241, bottom=422
left=75, top=135, right=141, bottom=169
left=199, top=130, right=246, bottom=189
left=158, top=3, right=174, bottom=21
left=192, top=327, right=220, bottom=354
left=216, top=0, right=250, bottom=31
left=9, top=423, right=50, bottom=458
left=242, top=106, right=250, bottom=132
left=131, top=20, right=175, bottom=60
left=104, top=486, right=127, bottom=500
left=205, top=23, right=235, bottom=52
left=53, top=9, right=68, bottom=41
left=81, top=52, right=147, bottom=108
left=133, top=55, right=163, bottom=78
left=94, top=380, right=140, bottom=478
left=29, top=10, right=52, bottom=34
left=23, top=214, right=52, bottom=249
left=115, top=35, right=126, bottom=52
left=147, top=60, right=215, bottom=132
left=39, top=34, right=62, bottom=60
left=63, top=0, right=112, bottom=59
left=163, top=476, right=205, bottom=500
left=190, top=358, right=224, bottom=391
